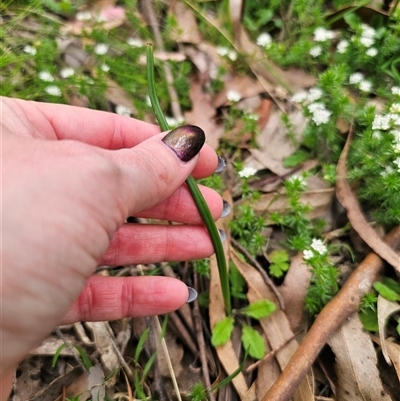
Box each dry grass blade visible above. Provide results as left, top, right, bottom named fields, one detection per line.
left=336, top=128, right=400, bottom=272
left=260, top=225, right=400, bottom=401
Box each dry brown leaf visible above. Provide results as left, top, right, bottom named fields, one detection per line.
left=157, top=331, right=184, bottom=378
left=103, top=78, right=136, bottom=114
left=250, top=108, right=308, bottom=176
left=184, top=78, right=224, bottom=150
left=209, top=217, right=249, bottom=397
left=371, top=336, right=400, bottom=381
left=85, top=322, right=119, bottom=387
left=170, top=1, right=202, bottom=44
left=328, top=313, right=393, bottom=401
left=279, top=253, right=312, bottom=333
left=377, top=295, right=400, bottom=365
left=88, top=364, right=105, bottom=401
left=229, top=249, right=314, bottom=400
left=336, top=130, right=400, bottom=272
left=213, top=75, right=266, bottom=108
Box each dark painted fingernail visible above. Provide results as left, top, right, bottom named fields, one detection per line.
left=215, top=156, right=226, bottom=173
left=162, top=125, right=205, bottom=162
left=187, top=287, right=198, bottom=303
left=220, top=200, right=231, bottom=218
left=218, top=229, right=226, bottom=242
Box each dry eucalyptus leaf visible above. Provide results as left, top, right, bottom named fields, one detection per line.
left=250, top=108, right=307, bottom=176
left=328, top=313, right=393, bottom=401
left=377, top=295, right=400, bottom=365
left=170, top=1, right=202, bottom=44
left=371, top=336, right=400, bottom=381
left=88, top=364, right=105, bottom=401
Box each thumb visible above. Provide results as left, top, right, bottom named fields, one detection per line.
left=110, top=125, right=206, bottom=215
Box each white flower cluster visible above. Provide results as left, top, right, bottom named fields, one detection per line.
left=238, top=166, right=257, bottom=178
left=313, top=27, right=335, bottom=42
left=303, top=238, right=328, bottom=260
left=336, top=39, right=349, bottom=54
left=23, top=45, right=37, bottom=55
left=216, top=46, right=237, bottom=61
left=76, top=10, right=92, bottom=21
left=392, top=86, right=400, bottom=96
left=60, top=67, right=75, bottom=78
left=256, top=33, right=272, bottom=48
left=291, top=87, right=331, bottom=125
left=44, top=85, right=62, bottom=96
left=287, top=174, right=306, bottom=188
left=309, top=45, right=322, bottom=58
left=351, top=23, right=377, bottom=50
left=94, top=43, right=109, bottom=55
left=127, top=37, right=144, bottom=47
left=39, top=71, right=54, bottom=82
left=100, top=64, right=110, bottom=72
left=115, top=105, right=132, bottom=116
left=372, top=113, right=400, bottom=131
left=226, top=89, right=241, bottom=102
left=349, top=72, right=372, bottom=93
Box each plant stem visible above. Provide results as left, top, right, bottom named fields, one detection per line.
left=146, top=44, right=231, bottom=315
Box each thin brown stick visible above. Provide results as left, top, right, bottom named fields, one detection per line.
left=260, top=225, right=400, bottom=401
left=193, top=274, right=216, bottom=401
left=140, top=0, right=183, bottom=121
left=231, top=237, right=285, bottom=310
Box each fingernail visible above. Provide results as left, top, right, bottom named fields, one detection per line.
left=215, top=156, right=226, bottom=173
left=187, top=287, right=198, bottom=303
left=220, top=200, right=231, bottom=218
left=162, top=125, right=205, bottom=162
left=218, top=229, right=226, bottom=242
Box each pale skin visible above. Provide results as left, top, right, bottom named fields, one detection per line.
left=0, top=97, right=223, bottom=398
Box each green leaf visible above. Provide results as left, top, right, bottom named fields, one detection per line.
left=373, top=282, right=400, bottom=302
left=269, top=249, right=289, bottom=264
left=397, top=318, right=400, bottom=336
left=73, top=345, right=92, bottom=370
left=381, top=277, right=400, bottom=295
left=52, top=343, right=67, bottom=367
left=269, top=261, right=290, bottom=278
left=283, top=150, right=310, bottom=168
left=211, top=316, right=235, bottom=346
left=241, top=324, right=266, bottom=359
left=359, top=309, right=378, bottom=332
left=241, top=300, right=276, bottom=319
left=229, top=262, right=246, bottom=296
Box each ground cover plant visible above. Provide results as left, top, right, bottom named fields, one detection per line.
left=2, top=0, right=400, bottom=400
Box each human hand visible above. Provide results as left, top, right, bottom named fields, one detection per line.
left=1, top=97, right=224, bottom=393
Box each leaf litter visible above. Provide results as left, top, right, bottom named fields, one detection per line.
left=8, top=0, right=400, bottom=400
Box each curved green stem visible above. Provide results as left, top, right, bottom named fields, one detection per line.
left=146, top=44, right=231, bottom=315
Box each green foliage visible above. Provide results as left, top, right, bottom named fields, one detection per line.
left=373, top=279, right=400, bottom=302
left=211, top=316, right=235, bottom=347
left=229, top=262, right=247, bottom=300
left=359, top=308, right=379, bottom=332
left=268, top=249, right=290, bottom=278
left=241, top=300, right=276, bottom=319
left=241, top=324, right=266, bottom=359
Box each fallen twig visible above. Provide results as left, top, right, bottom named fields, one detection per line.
left=260, top=224, right=400, bottom=401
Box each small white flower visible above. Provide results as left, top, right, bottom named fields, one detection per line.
left=216, top=46, right=230, bottom=57
left=381, top=166, right=394, bottom=177
left=311, top=238, right=327, bottom=255
left=84, top=76, right=94, bottom=84
left=115, top=105, right=132, bottom=116
left=94, top=43, right=109, bottom=55
left=391, top=86, right=400, bottom=96
left=372, top=130, right=382, bottom=140
left=165, top=115, right=185, bottom=127
left=392, top=129, right=400, bottom=142
left=291, top=91, right=308, bottom=103
left=393, top=143, right=400, bottom=153
left=257, top=33, right=272, bottom=47
left=303, top=250, right=314, bottom=260
left=309, top=45, right=322, bottom=57
left=390, top=103, right=400, bottom=114
left=127, top=37, right=144, bottom=47
left=247, top=113, right=258, bottom=121
left=312, top=108, right=332, bottom=125
left=39, top=71, right=54, bottom=82
left=359, top=80, right=372, bottom=92
left=76, top=10, right=92, bottom=21
left=100, top=63, right=110, bottom=72
left=307, top=87, right=323, bottom=102
left=60, top=67, right=75, bottom=78
left=44, top=85, right=62, bottom=96
left=226, top=89, right=241, bottom=102
left=372, top=115, right=391, bottom=130
left=307, top=102, right=326, bottom=113
left=23, top=45, right=36, bottom=55
left=361, top=24, right=376, bottom=38
left=238, top=166, right=257, bottom=178
left=366, top=47, right=378, bottom=57
left=393, top=157, right=400, bottom=171
left=349, top=72, right=364, bottom=84
left=359, top=36, right=374, bottom=47
left=287, top=174, right=306, bottom=188
left=313, top=27, right=335, bottom=42
left=228, top=51, right=237, bottom=61
left=336, top=40, right=349, bottom=54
